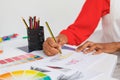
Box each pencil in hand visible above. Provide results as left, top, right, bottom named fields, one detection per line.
left=45, top=21, right=62, bottom=54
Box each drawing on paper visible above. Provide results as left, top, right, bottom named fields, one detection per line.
left=49, top=53, right=73, bottom=62
left=66, top=59, right=80, bottom=65
left=47, top=66, right=71, bottom=72
left=57, top=71, right=83, bottom=80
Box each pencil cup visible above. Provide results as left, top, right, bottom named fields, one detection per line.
left=27, top=26, right=44, bottom=52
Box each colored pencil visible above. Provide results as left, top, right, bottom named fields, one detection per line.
left=21, top=17, right=29, bottom=29
left=45, top=21, right=62, bottom=54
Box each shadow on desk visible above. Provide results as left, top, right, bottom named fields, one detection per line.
left=17, top=46, right=28, bottom=53
left=113, top=52, right=120, bottom=79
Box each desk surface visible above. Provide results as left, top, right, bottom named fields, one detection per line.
left=0, top=37, right=118, bottom=80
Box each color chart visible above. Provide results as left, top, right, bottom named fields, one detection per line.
left=0, top=53, right=43, bottom=68
left=0, top=70, right=51, bottom=80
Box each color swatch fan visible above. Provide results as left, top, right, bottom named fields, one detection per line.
left=0, top=70, right=51, bottom=80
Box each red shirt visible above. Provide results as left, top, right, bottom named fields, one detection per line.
left=60, top=0, right=110, bottom=45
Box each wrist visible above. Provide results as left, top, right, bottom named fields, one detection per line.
left=57, top=34, right=68, bottom=44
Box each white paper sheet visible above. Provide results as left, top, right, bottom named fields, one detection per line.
left=37, top=49, right=107, bottom=71
left=0, top=48, right=108, bottom=80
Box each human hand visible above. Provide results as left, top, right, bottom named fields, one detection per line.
left=76, top=41, right=120, bottom=54
left=43, top=34, right=68, bottom=56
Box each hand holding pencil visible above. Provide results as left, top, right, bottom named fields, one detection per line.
left=43, top=22, right=68, bottom=56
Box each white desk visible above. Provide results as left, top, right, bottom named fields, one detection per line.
left=0, top=37, right=118, bottom=80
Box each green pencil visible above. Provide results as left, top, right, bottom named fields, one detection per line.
left=45, top=21, right=62, bottom=54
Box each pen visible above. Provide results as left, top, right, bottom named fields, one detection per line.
left=21, top=17, right=29, bottom=29
left=45, top=21, right=62, bottom=54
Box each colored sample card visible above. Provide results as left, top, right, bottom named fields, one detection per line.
left=0, top=53, right=43, bottom=68
left=0, top=70, right=51, bottom=80
left=0, top=60, right=7, bottom=64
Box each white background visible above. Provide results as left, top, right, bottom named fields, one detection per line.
left=0, top=0, right=101, bottom=39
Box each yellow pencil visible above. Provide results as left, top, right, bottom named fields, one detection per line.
left=45, top=21, right=62, bottom=54
left=21, top=17, right=29, bottom=29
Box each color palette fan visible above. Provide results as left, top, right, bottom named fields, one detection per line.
left=0, top=70, right=51, bottom=80
left=0, top=53, right=43, bottom=68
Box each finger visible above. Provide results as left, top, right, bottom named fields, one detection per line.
left=43, top=42, right=55, bottom=55
left=43, top=42, right=51, bottom=55
left=43, top=41, right=58, bottom=56
left=83, top=48, right=94, bottom=54
left=76, top=41, right=94, bottom=52
left=84, top=44, right=98, bottom=53
left=43, top=46, right=59, bottom=56
left=48, top=45, right=59, bottom=55
left=46, top=37, right=59, bottom=48
left=43, top=44, right=52, bottom=56
left=43, top=50, right=52, bottom=56
left=93, top=49, right=103, bottom=55
left=82, top=48, right=89, bottom=54
left=44, top=50, right=57, bottom=56
left=93, top=45, right=103, bottom=54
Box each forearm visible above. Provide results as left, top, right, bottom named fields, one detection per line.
left=115, top=42, right=120, bottom=51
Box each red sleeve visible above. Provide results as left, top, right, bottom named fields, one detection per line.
left=60, top=0, right=110, bottom=45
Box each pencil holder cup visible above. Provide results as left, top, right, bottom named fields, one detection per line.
left=27, top=26, right=44, bottom=52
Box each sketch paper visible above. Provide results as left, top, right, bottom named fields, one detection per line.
left=0, top=63, right=103, bottom=80
left=0, top=49, right=107, bottom=80
left=40, top=49, right=107, bottom=71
